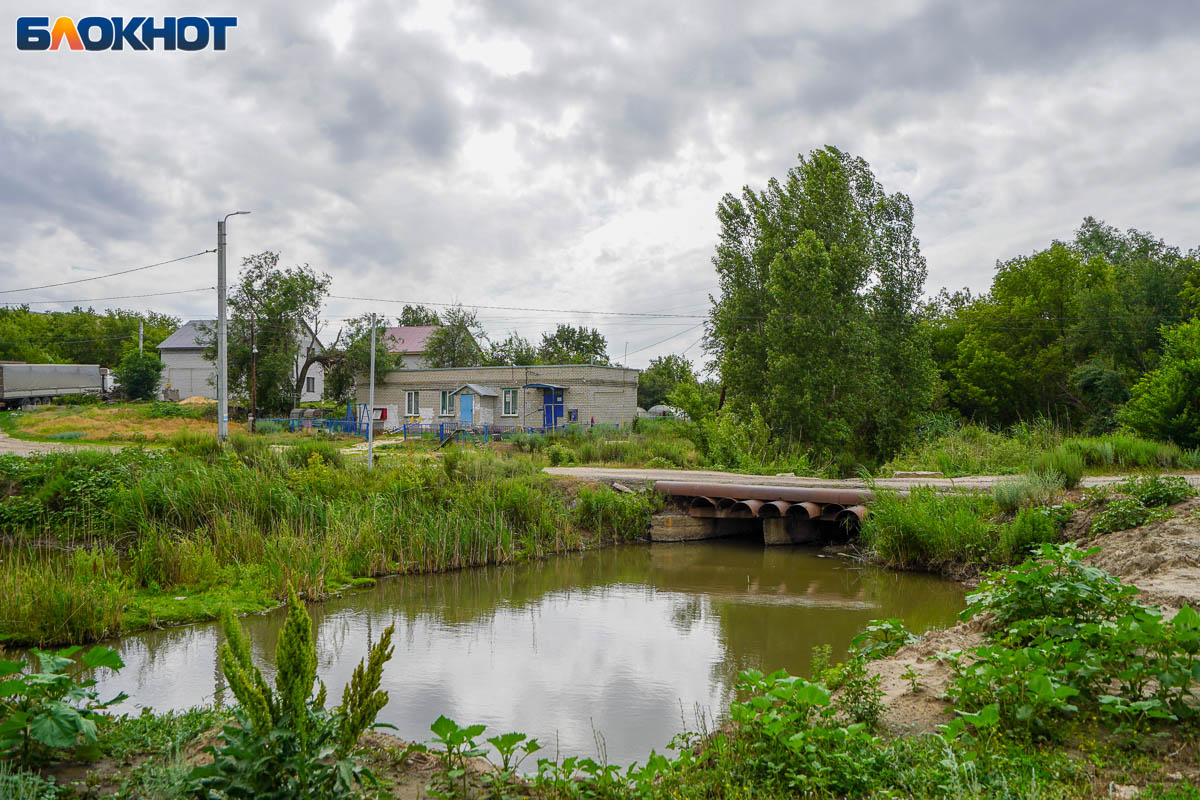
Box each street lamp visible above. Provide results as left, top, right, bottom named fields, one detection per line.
left=217, top=210, right=250, bottom=442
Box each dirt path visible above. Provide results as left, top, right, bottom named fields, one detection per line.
left=545, top=465, right=1200, bottom=491
left=0, top=430, right=85, bottom=456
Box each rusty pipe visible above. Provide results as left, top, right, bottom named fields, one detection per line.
left=758, top=500, right=790, bottom=518
left=786, top=501, right=821, bottom=520
left=654, top=481, right=872, bottom=506
left=729, top=499, right=763, bottom=518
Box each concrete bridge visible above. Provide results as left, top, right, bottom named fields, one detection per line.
left=651, top=480, right=877, bottom=545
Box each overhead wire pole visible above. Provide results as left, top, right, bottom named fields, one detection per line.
left=367, top=312, right=376, bottom=471
left=216, top=211, right=250, bottom=442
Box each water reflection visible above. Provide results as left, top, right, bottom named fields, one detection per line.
left=80, top=539, right=963, bottom=766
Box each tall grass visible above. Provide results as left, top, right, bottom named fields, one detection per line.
left=860, top=488, right=998, bottom=570
left=0, top=544, right=127, bottom=647
left=992, top=472, right=1065, bottom=515
left=860, top=487, right=1069, bottom=572
left=883, top=417, right=1193, bottom=478
left=0, top=443, right=659, bottom=645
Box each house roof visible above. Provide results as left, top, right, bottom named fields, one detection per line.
left=157, top=319, right=210, bottom=350
left=383, top=325, right=438, bottom=354
left=158, top=319, right=325, bottom=352
left=450, top=383, right=499, bottom=397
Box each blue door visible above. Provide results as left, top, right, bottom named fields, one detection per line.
left=542, top=388, right=564, bottom=427
left=459, top=393, right=473, bottom=425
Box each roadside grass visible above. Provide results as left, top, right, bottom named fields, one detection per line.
left=860, top=487, right=1066, bottom=572
left=882, top=419, right=1200, bottom=477
left=0, top=443, right=659, bottom=646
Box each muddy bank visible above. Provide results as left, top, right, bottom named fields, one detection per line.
left=869, top=498, right=1200, bottom=736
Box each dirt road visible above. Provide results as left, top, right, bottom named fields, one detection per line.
left=0, top=430, right=87, bottom=456
left=544, top=465, right=1200, bottom=491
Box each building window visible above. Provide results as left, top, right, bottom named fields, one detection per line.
left=440, top=390, right=455, bottom=416
left=502, top=388, right=518, bottom=416
left=305, top=376, right=315, bottom=394
left=405, top=391, right=419, bottom=416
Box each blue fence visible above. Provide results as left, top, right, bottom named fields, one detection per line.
left=255, top=417, right=368, bottom=436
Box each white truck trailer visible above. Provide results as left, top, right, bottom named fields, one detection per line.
left=0, top=363, right=104, bottom=408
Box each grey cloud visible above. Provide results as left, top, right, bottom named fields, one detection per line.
left=0, top=118, right=153, bottom=241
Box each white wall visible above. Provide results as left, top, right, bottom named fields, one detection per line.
left=160, top=350, right=215, bottom=399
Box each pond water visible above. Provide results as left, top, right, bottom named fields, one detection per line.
left=84, top=539, right=964, bottom=767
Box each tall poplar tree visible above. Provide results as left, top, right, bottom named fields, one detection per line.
left=708, top=146, right=933, bottom=460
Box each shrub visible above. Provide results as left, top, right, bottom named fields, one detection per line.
left=1091, top=498, right=1173, bottom=535
left=1121, top=319, right=1200, bottom=448
left=1031, top=446, right=1084, bottom=489
left=547, top=443, right=574, bottom=466
left=189, top=588, right=395, bottom=798
left=114, top=350, right=164, bottom=401
left=992, top=506, right=1063, bottom=563
left=1115, top=474, right=1197, bottom=507
left=284, top=439, right=344, bottom=469
left=947, top=544, right=1200, bottom=739
left=255, top=419, right=286, bottom=435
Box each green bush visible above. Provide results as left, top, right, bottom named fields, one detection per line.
left=114, top=350, right=164, bottom=402
left=254, top=419, right=286, bottom=435
left=1091, top=497, right=1174, bottom=535
left=546, top=443, right=574, bottom=466
left=284, top=439, right=345, bottom=469
left=992, top=506, right=1062, bottom=563
left=947, top=544, right=1200, bottom=739
left=189, top=588, right=395, bottom=798
left=1115, top=474, right=1197, bottom=507
left=1120, top=319, right=1200, bottom=448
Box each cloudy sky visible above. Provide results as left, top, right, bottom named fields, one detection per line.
left=3, top=0, right=1199, bottom=368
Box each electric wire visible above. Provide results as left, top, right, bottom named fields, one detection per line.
left=0, top=250, right=215, bottom=295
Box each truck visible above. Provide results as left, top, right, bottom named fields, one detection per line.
left=0, top=363, right=105, bottom=408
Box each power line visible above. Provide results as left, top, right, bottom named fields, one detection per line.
left=2, top=287, right=214, bottom=307
left=0, top=250, right=215, bottom=295
left=328, top=294, right=708, bottom=319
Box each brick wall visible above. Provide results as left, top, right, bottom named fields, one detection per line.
left=356, top=364, right=640, bottom=427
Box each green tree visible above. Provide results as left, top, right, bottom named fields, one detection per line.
left=424, top=305, right=483, bottom=367
left=537, top=324, right=608, bottom=364
left=398, top=304, right=441, bottom=326
left=200, top=252, right=331, bottom=414
left=638, top=354, right=697, bottom=408
left=322, top=314, right=401, bottom=404
left=1120, top=320, right=1200, bottom=447
left=709, top=146, right=933, bottom=460
left=113, top=350, right=164, bottom=401
left=483, top=330, right=538, bottom=366
left=0, top=307, right=177, bottom=366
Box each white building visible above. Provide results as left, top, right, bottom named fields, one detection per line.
left=157, top=319, right=325, bottom=403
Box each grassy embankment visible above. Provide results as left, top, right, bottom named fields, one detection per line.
left=0, top=434, right=660, bottom=646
